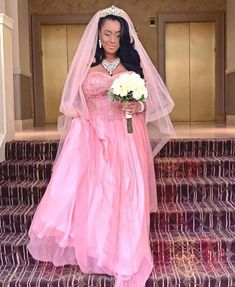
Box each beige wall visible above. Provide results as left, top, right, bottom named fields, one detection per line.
left=18, top=0, right=31, bottom=76
left=0, top=13, right=15, bottom=160
left=28, top=0, right=226, bottom=66
left=7, top=0, right=31, bottom=76
left=226, top=0, right=235, bottom=118
left=6, top=1, right=20, bottom=72
left=6, top=0, right=33, bottom=128
left=0, top=0, right=6, bottom=13
left=226, top=0, right=235, bottom=73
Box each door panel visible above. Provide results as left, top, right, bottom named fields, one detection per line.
left=190, top=22, right=215, bottom=121
left=41, top=24, right=86, bottom=124
left=165, top=23, right=190, bottom=121
left=41, top=25, right=67, bottom=124
left=165, top=22, right=215, bottom=122
left=67, top=24, right=86, bottom=67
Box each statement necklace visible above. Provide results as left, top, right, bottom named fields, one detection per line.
left=102, top=57, right=120, bottom=76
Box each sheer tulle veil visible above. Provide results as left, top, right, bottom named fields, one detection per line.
left=58, top=6, right=176, bottom=159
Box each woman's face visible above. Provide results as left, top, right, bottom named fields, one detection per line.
left=99, top=19, right=121, bottom=58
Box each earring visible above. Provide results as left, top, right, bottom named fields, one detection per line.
left=99, top=38, right=102, bottom=49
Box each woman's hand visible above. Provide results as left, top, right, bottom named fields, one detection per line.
left=122, top=101, right=144, bottom=115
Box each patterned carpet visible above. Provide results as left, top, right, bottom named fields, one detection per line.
left=0, top=138, right=235, bottom=286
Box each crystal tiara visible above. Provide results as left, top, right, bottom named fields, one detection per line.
left=100, top=5, right=124, bottom=18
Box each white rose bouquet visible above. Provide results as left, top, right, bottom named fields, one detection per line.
left=108, top=72, right=148, bottom=133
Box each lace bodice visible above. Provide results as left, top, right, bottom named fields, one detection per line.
left=82, top=71, right=124, bottom=120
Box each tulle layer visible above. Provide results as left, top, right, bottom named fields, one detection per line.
left=28, top=114, right=155, bottom=286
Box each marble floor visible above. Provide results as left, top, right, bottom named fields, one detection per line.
left=14, top=122, right=235, bottom=140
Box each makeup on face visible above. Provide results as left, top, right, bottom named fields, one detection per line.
left=99, top=20, right=121, bottom=58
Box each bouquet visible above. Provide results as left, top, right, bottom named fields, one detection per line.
left=108, top=72, right=148, bottom=133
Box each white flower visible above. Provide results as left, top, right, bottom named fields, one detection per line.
left=112, top=81, right=121, bottom=95
left=119, top=73, right=130, bottom=83
left=119, top=85, right=128, bottom=97
left=109, top=72, right=148, bottom=101
left=132, top=89, right=143, bottom=100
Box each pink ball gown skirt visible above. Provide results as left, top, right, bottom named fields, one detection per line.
left=27, top=72, right=156, bottom=287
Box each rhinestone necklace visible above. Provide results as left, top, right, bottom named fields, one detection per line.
left=101, top=57, right=120, bottom=76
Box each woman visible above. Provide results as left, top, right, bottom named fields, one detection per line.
left=28, top=6, right=175, bottom=287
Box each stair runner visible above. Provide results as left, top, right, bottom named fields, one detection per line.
left=0, top=138, right=235, bottom=287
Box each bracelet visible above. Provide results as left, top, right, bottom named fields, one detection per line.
left=138, top=101, right=145, bottom=113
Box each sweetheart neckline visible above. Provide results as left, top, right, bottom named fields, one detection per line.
left=86, top=70, right=130, bottom=78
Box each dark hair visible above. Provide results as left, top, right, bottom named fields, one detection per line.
left=92, top=15, right=144, bottom=78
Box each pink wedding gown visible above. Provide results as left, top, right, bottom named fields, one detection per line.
left=28, top=71, right=156, bottom=287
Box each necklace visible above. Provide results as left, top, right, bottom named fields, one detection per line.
left=101, top=57, right=120, bottom=76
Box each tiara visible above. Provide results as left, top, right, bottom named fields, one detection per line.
left=100, top=5, right=124, bottom=18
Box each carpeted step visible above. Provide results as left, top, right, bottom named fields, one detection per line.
left=156, top=176, right=235, bottom=203
left=0, top=202, right=234, bottom=234
left=151, top=259, right=235, bottom=287
left=0, top=229, right=234, bottom=266
left=0, top=259, right=234, bottom=287
left=2, top=157, right=206, bottom=183
left=157, top=138, right=235, bottom=158
left=5, top=140, right=59, bottom=161
left=0, top=179, right=48, bottom=206
left=5, top=138, right=235, bottom=161
left=150, top=201, right=235, bottom=232
left=1, top=176, right=234, bottom=207
left=0, top=159, right=53, bottom=181
left=1, top=138, right=235, bottom=286
left=0, top=233, right=34, bottom=265
left=0, top=262, right=87, bottom=287
left=154, top=156, right=235, bottom=178
left=150, top=229, right=235, bottom=264
left=0, top=204, right=36, bottom=233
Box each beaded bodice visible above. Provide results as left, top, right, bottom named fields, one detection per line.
left=82, top=71, right=124, bottom=120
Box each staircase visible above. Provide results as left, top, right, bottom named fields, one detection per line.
left=0, top=139, right=235, bottom=286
